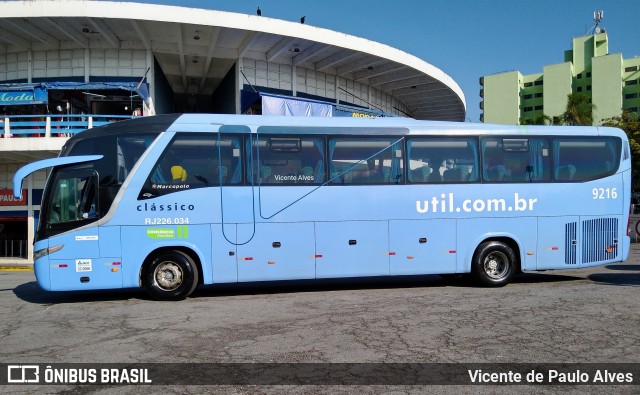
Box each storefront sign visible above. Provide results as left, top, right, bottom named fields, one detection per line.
left=0, top=91, right=34, bottom=105
left=0, top=189, right=27, bottom=206
left=0, top=86, right=48, bottom=105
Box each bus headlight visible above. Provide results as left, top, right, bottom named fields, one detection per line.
left=34, top=244, right=64, bottom=261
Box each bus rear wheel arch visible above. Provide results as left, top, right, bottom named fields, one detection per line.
left=471, top=240, right=518, bottom=287
left=142, top=249, right=199, bottom=301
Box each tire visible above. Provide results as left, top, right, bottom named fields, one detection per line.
left=471, top=241, right=517, bottom=287
left=143, top=250, right=199, bottom=301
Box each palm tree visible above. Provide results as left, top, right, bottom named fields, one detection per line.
left=521, top=115, right=553, bottom=125
left=562, top=93, right=595, bottom=126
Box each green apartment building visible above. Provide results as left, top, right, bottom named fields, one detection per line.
left=480, top=32, right=640, bottom=125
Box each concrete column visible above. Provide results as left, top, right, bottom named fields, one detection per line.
left=292, top=64, right=297, bottom=97
left=85, top=48, right=90, bottom=82
left=28, top=50, right=33, bottom=83
left=146, top=50, right=154, bottom=100
left=235, top=58, right=243, bottom=114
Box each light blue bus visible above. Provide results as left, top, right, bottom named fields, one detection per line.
left=14, top=114, right=631, bottom=300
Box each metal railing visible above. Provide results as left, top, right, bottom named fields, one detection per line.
left=0, top=239, right=27, bottom=258
left=1, top=114, right=133, bottom=138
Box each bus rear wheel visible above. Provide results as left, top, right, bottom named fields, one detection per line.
left=471, top=241, right=516, bottom=287
left=143, top=250, right=199, bottom=301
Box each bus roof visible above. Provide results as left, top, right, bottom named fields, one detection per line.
left=171, top=114, right=626, bottom=139
left=69, top=113, right=627, bottom=141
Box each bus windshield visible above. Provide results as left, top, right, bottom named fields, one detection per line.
left=47, top=167, right=99, bottom=225
left=37, top=132, right=158, bottom=240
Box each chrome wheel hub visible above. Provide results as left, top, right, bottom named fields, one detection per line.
left=483, top=252, right=508, bottom=279
left=154, top=261, right=183, bottom=291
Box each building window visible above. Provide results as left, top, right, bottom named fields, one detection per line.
left=625, top=93, right=639, bottom=99
left=523, top=94, right=533, bottom=99
left=577, top=73, right=582, bottom=79
left=587, top=85, right=591, bottom=91
left=535, top=93, right=543, bottom=98
left=629, top=107, right=638, bottom=113
left=577, top=87, right=582, bottom=92
left=524, top=107, right=533, bottom=112
left=535, top=105, right=543, bottom=111
left=625, top=80, right=638, bottom=86
left=586, top=72, right=592, bottom=78
left=534, top=80, right=543, bottom=86
left=625, top=66, right=638, bottom=72
left=524, top=82, right=533, bottom=87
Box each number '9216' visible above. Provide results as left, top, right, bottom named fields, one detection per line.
left=593, top=188, right=617, bottom=199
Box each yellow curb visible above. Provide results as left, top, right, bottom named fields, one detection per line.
left=0, top=267, right=33, bottom=271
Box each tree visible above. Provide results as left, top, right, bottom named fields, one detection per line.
left=602, top=110, right=640, bottom=188
left=562, top=93, right=595, bottom=126
left=522, top=93, right=595, bottom=126
left=520, top=115, right=553, bottom=125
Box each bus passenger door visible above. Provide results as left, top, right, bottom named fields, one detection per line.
left=212, top=129, right=250, bottom=282
left=537, top=216, right=580, bottom=269
left=315, top=221, right=389, bottom=278
left=389, top=219, right=457, bottom=275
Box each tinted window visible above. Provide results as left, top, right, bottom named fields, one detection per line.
left=141, top=133, right=242, bottom=198
left=68, top=133, right=157, bottom=215
left=68, top=135, right=113, bottom=186
left=329, top=137, right=404, bottom=184
left=482, top=137, right=551, bottom=182
left=553, top=137, right=621, bottom=181
left=248, top=136, right=325, bottom=185
left=116, top=135, right=157, bottom=184
left=40, top=167, right=100, bottom=238
left=407, top=137, right=478, bottom=183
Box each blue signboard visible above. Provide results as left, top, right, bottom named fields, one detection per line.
left=0, top=87, right=47, bottom=106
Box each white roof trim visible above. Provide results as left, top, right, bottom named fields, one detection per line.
left=2, top=0, right=465, bottom=111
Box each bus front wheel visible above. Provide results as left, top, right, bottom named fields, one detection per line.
left=143, top=250, right=199, bottom=301
left=471, top=241, right=516, bottom=287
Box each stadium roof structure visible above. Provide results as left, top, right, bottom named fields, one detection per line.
left=0, top=0, right=466, bottom=121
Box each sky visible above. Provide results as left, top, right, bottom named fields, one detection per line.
left=118, top=0, right=639, bottom=122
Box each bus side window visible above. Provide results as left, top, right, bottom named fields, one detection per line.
left=141, top=133, right=243, bottom=199
left=407, top=137, right=478, bottom=184
left=329, top=137, right=404, bottom=185
left=553, top=137, right=621, bottom=181
left=482, top=137, right=550, bottom=182
left=250, top=136, right=325, bottom=185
